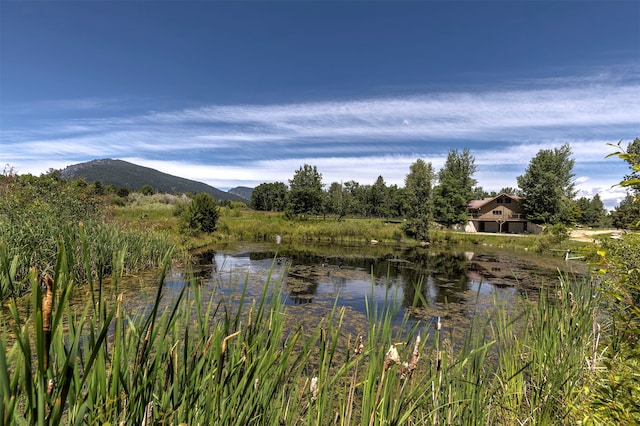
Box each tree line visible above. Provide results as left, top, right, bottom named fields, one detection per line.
left=251, top=140, right=640, bottom=234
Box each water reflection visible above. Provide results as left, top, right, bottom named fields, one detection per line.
left=2, top=243, right=586, bottom=343
left=182, top=243, right=584, bottom=326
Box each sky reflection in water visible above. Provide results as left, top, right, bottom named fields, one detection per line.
left=161, top=243, right=586, bottom=334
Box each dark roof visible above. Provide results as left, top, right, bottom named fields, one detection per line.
left=468, top=193, right=522, bottom=210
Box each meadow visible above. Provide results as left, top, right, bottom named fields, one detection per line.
left=111, top=197, right=591, bottom=255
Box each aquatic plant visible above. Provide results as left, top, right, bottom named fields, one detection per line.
left=1, top=238, right=603, bottom=424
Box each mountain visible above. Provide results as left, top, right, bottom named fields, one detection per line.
left=59, top=159, right=244, bottom=202
left=228, top=186, right=253, bottom=202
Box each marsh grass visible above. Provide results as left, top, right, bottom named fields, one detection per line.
left=0, top=181, right=176, bottom=301
left=1, top=230, right=602, bottom=425
left=111, top=199, right=595, bottom=256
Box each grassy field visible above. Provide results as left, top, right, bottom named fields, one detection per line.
left=110, top=199, right=599, bottom=254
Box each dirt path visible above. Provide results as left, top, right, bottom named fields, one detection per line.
left=569, top=229, right=617, bottom=242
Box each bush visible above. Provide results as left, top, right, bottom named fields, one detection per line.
left=179, top=193, right=219, bottom=235
left=579, top=234, right=640, bottom=424
left=533, top=223, right=570, bottom=252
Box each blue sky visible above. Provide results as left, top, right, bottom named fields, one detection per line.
left=1, top=1, right=639, bottom=210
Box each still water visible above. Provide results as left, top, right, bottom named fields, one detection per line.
left=3, top=242, right=588, bottom=342
left=156, top=242, right=586, bottom=333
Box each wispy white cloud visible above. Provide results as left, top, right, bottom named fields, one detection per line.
left=139, top=84, right=637, bottom=143
left=2, top=74, right=638, bottom=210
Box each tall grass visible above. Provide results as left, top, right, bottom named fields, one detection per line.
left=0, top=176, right=175, bottom=301
left=217, top=213, right=406, bottom=244
left=1, top=228, right=604, bottom=424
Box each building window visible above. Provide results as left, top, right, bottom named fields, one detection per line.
left=497, top=197, right=511, bottom=203
left=493, top=210, right=502, bottom=215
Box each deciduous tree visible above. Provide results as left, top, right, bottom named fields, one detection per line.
left=433, top=148, right=477, bottom=227
left=611, top=194, right=640, bottom=230
left=575, top=194, right=607, bottom=227
left=251, top=182, right=288, bottom=211
left=180, top=193, right=219, bottom=234
left=286, top=164, right=324, bottom=217
left=403, top=159, right=435, bottom=241
left=369, top=175, right=388, bottom=218
left=516, top=143, right=576, bottom=224
left=613, top=138, right=640, bottom=195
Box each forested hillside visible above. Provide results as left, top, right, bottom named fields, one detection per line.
left=60, top=158, right=243, bottom=202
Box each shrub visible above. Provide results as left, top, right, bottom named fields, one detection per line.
left=533, top=223, right=570, bottom=252
left=179, top=193, right=219, bottom=235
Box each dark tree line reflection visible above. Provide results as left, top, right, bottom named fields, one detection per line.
left=183, top=244, right=569, bottom=316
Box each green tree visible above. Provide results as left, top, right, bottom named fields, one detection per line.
left=180, top=193, right=219, bottom=234
left=342, top=180, right=360, bottom=216
left=389, top=185, right=409, bottom=218
left=607, top=139, right=640, bottom=229
left=370, top=175, right=388, bottom=218
left=117, top=187, right=130, bottom=198
left=326, top=181, right=346, bottom=216
left=610, top=194, right=640, bottom=230
left=352, top=184, right=370, bottom=216
left=516, top=143, right=576, bottom=224
left=575, top=194, right=606, bottom=227
left=586, top=194, right=606, bottom=226
left=471, top=186, right=489, bottom=200
left=251, top=182, right=288, bottom=211
left=433, top=148, right=477, bottom=227
left=403, top=159, right=435, bottom=241
left=91, top=180, right=105, bottom=196
left=286, top=164, right=324, bottom=217
left=623, top=138, right=640, bottom=194
left=499, top=187, right=522, bottom=197
left=139, top=184, right=155, bottom=196
left=609, top=138, right=640, bottom=195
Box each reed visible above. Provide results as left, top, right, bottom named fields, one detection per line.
left=0, top=232, right=604, bottom=425
left=219, top=214, right=407, bottom=244
left=0, top=219, right=175, bottom=301
left=0, top=184, right=176, bottom=301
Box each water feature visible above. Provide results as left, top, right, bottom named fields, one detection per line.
left=2, top=241, right=588, bottom=350
left=159, top=242, right=586, bottom=335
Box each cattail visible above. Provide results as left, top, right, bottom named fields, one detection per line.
left=42, top=274, right=54, bottom=370
left=371, top=345, right=400, bottom=426
left=409, top=333, right=421, bottom=369
left=568, top=291, right=576, bottom=314
left=400, top=334, right=421, bottom=379
left=141, top=401, right=153, bottom=426
left=354, top=335, right=364, bottom=356
left=216, top=330, right=241, bottom=384
left=310, top=376, right=318, bottom=401
left=47, top=378, right=54, bottom=396
left=383, top=344, right=400, bottom=371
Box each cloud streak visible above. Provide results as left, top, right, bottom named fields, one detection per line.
left=2, top=74, right=638, bottom=209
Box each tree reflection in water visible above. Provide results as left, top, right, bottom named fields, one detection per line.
left=177, top=243, right=585, bottom=330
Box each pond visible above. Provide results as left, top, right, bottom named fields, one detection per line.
left=154, top=241, right=587, bottom=336
left=2, top=241, right=588, bottom=346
